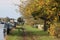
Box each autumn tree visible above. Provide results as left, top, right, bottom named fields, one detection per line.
left=19, top=0, right=60, bottom=36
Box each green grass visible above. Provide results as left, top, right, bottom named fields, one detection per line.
left=7, top=29, right=23, bottom=40
left=7, top=24, right=60, bottom=40
left=24, top=25, right=48, bottom=36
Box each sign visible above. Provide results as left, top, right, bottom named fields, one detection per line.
left=0, top=24, right=5, bottom=40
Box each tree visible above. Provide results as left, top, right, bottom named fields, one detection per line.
left=17, top=17, right=23, bottom=23
left=4, top=17, right=10, bottom=22
left=19, top=0, right=60, bottom=36
left=17, top=17, right=25, bottom=25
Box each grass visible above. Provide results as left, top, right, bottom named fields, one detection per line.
left=7, top=24, right=60, bottom=40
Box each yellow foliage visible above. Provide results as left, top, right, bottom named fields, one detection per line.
left=48, top=24, right=56, bottom=36
left=52, top=7, right=56, bottom=11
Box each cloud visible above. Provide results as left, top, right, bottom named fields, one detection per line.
left=0, top=0, right=20, bottom=6
left=0, top=0, right=20, bottom=19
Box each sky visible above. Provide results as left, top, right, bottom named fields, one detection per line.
left=0, top=0, right=21, bottom=19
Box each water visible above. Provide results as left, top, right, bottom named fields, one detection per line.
left=0, top=24, right=4, bottom=40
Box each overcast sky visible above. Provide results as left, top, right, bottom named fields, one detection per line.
left=0, top=0, right=21, bottom=19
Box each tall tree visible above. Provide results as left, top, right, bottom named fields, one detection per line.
left=19, top=0, right=60, bottom=36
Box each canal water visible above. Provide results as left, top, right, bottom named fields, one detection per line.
left=0, top=24, right=4, bottom=40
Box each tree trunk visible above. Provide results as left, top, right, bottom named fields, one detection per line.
left=44, top=20, right=48, bottom=31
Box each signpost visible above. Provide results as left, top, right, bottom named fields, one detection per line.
left=0, top=24, right=5, bottom=40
